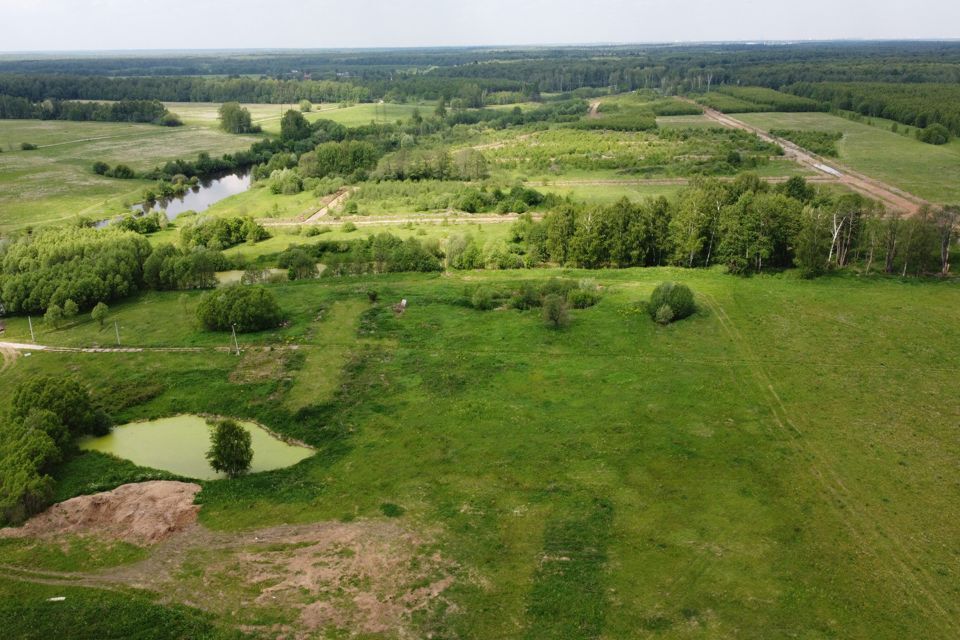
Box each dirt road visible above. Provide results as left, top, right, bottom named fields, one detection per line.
left=264, top=212, right=537, bottom=228
left=687, top=100, right=926, bottom=214
left=0, top=341, right=214, bottom=355
left=525, top=176, right=838, bottom=188
left=302, top=188, right=355, bottom=223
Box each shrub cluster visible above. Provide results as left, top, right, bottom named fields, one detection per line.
left=180, top=216, right=269, bottom=250
left=649, top=282, right=695, bottom=324
left=196, top=285, right=282, bottom=332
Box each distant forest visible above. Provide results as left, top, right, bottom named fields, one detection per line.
left=2, top=42, right=960, bottom=104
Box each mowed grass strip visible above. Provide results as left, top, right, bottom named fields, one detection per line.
left=524, top=498, right=613, bottom=639
left=285, top=299, right=369, bottom=410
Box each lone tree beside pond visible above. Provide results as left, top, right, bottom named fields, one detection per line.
left=206, top=419, right=253, bottom=478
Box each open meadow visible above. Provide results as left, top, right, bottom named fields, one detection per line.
left=0, top=120, right=259, bottom=232
left=1, top=269, right=959, bottom=638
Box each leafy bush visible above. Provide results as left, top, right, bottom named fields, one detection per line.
left=510, top=283, right=542, bottom=310
left=20, top=142, right=37, bottom=150
left=648, top=282, right=695, bottom=322
left=12, top=375, right=112, bottom=438
left=917, top=123, right=951, bottom=145
left=116, top=211, right=164, bottom=234
left=567, top=288, right=600, bottom=309
left=655, top=304, right=675, bottom=325
left=180, top=216, right=268, bottom=249
left=770, top=129, right=843, bottom=157
left=106, top=164, right=135, bottom=179
left=0, top=418, right=58, bottom=525
left=540, top=278, right=578, bottom=297
left=471, top=286, right=497, bottom=310
left=196, top=285, right=282, bottom=332
left=268, top=168, right=303, bottom=195
left=542, top=294, right=570, bottom=328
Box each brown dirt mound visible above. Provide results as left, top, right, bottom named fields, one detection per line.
left=0, top=481, right=201, bottom=546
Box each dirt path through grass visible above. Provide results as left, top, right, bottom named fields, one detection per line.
left=687, top=100, right=926, bottom=213
left=0, top=517, right=454, bottom=638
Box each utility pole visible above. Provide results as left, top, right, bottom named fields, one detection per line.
left=28, top=316, right=35, bottom=342
left=231, top=324, right=240, bottom=356
left=114, top=320, right=121, bottom=346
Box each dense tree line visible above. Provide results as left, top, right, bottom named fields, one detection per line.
left=786, top=82, right=960, bottom=136
left=1, top=376, right=110, bottom=525
left=0, top=224, right=245, bottom=314
left=142, top=244, right=229, bottom=290
left=0, top=75, right=366, bottom=104
left=769, top=130, right=843, bottom=157
left=0, top=96, right=179, bottom=125
left=4, top=43, right=960, bottom=106
left=279, top=234, right=443, bottom=276
left=0, top=226, right=151, bottom=314
left=196, top=285, right=282, bottom=332
left=488, top=176, right=955, bottom=277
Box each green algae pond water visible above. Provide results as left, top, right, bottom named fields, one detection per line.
left=80, top=415, right=314, bottom=480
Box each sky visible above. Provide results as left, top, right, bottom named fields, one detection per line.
left=1, top=0, right=959, bottom=52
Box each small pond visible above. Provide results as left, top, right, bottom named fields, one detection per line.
left=132, top=171, right=252, bottom=220
left=80, top=415, right=313, bottom=480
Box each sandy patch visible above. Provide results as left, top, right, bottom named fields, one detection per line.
left=0, top=481, right=201, bottom=546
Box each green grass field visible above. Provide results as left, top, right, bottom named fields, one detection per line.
left=0, top=120, right=260, bottom=232
left=737, top=111, right=960, bottom=203
left=1, top=268, right=958, bottom=638
left=166, top=101, right=425, bottom=133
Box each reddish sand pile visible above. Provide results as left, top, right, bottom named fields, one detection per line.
left=0, top=481, right=202, bottom=546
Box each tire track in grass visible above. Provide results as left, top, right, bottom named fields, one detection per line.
left=701, top=293, right=960, bottom=636
left=524, top=498, right=613, bottom=640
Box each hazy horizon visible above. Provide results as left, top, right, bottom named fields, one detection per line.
left=2, top=0, right=958, bottom=53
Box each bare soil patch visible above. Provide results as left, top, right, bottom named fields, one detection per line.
left=1, top=482, right=456, bottom=638
left=229, top=346, right=292, bottom=384
left=0, top=481, right=201, bottom=546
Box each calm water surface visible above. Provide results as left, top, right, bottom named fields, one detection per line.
left=132, top=172, right=251, bottom=219
left=80, top=415, right=313, bottom=480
